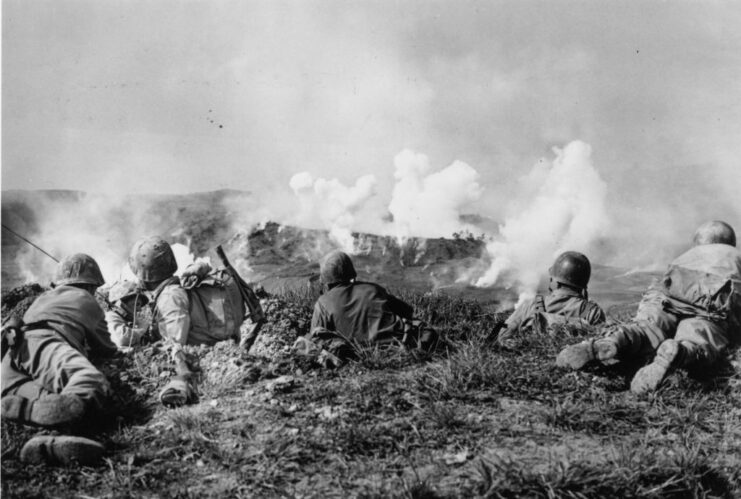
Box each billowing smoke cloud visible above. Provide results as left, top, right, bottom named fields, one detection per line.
left=475, top=141, right=608, bottom=305
left=388, top=149, right=483, bottom=240
left=10, top=193, right=141, bottom=286
left=4, top=190, right=253, bottom=290
left=289, top=172, right=378, bottom=253
left=286, top=149, right=484, bottom=252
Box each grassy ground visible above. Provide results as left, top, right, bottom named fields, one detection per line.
left=2, top=288, right=740, bottom=498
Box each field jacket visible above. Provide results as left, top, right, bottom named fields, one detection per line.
left=505, top=286, right=606, bottom=332
left=659, top=244, right=741, bottom=336
left=22, top=285, right=117, bottom=358
left=311, top=281, right=414, bottom=345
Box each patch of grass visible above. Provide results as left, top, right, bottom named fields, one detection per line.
left=546, top=396, right=648, bottom=435
left=2, top=286, right=740, bottom=498
left=468, top=444, right=738, bottom=498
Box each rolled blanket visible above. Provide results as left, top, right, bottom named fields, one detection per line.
left=159, top=375, right=196, bottom=408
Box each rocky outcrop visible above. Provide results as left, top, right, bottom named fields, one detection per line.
left=225, top=222, right=486, bottom=269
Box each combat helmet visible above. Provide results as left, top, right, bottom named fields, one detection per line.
left=128, top=236, right=177, bottom=283
left=692, top=220, right=736, bottom=247
left=320, top=250, right=357, bottom=286
left=549, top=251, right=591, bottom=290
left=53, top=254, right=105, bottom=287
left=108, top=280, right=149, bottom=305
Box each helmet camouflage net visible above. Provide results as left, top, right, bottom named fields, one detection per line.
left=128, top=236, right=178, bottom=283
left=53, top=253, right=105, bottom=287
left=692, top=220, right=736, bottom=247
left=549, top=251, right=591, bottom=290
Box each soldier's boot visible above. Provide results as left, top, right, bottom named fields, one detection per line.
left=1, top=394, right=86, bottom=427
left=630, top=339, right=682, bottom=394
left=556, top=338, right=618, bottom=370
left=20, top=435, right=104, bottom=466
left=159, top=374, right=197, bottom=408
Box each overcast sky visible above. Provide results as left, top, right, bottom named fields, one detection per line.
left=3, top=0, right=741, bottom=251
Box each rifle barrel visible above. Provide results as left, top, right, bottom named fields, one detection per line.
left=1, top=224, right=59, bottom=263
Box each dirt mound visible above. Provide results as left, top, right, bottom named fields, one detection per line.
left=1, top=283, right=46, bottom=321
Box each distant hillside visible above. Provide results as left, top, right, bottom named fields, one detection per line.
left=1, top=190, right=659, bottom=311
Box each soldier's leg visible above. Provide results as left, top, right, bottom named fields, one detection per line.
left=22, top=331, right=110, bottom=408
left=557, top=290, right=678, bottom=370
left=630, top=318, right=729, bottom=394
left=673, top=318, right=730, bottom=371
left=2, top=330, right=110, bottom=426
left=2, top=331, right=110, bottom=465
left=2, top=351, right=51, bottom=399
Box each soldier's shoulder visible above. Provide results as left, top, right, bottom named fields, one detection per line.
left=154, top=283, right=189, bottom=304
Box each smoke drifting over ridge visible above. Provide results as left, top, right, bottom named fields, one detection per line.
left=475, top=141, right=608, bottom=303
left=1, top=190, right=258, bottom=287
left=289, top=172, right=378, bottom=253
left=4, top=1, right=740, bottom=286
left=389, top=149, right=483, bottom=240
left=287, top=148, right=484, bottom=251
left=2, top=138, right=736, bottom=300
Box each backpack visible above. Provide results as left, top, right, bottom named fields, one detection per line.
left=150, top=270, right=246, bottom=345
left=186, top=269, right=247, bottom=344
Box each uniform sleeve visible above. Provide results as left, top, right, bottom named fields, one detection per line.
left=87, top=315, right=119, bottom=358
left=156, top=286, right=191, bottom=346
left=585, top=302, right=607, bottom=325
left=387, top=294, right=414, bottom=320
left=311, top=300, right=331, bottom=332
left=504, top=298, right=535, bottom=331
left=105, top=310, right=145, bottom=349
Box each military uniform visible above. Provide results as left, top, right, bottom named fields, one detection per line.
left=1, top=285, right=115, bottom=410
left=149, top=274, right=245, bottom=347
left=557, top=223, right=741, bottom=394
left=105, top=309, right=146, bottom=348
left=105, top=280, right=149, bottom=348
left=504, top=287, right=606, bottom=332
left=300, top=251, right=438, bottom=361
left=602, top=244, right=741, bottom=365
left=311, top=281, right=414, bottom=345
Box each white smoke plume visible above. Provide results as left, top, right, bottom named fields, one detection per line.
left=388, top=149, right=483, bottom=240
left=475, top=141, right=608, bottom=305
left=289, top=172, right=378, bottom=253
left=9, top=193, right=139, bottom=286
left=4, top=189, right=251, bottom=290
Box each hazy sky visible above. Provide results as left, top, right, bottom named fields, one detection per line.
left=3, top=0, right=741, bottom=255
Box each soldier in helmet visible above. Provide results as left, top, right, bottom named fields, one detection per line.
left=127, top=236, right=199, bottom=406
left=0, top=254, right=117, bottom=465
left=497, top=251, right=606, bottom=348
left=127, top=236, right=257, bottom=407
left=105, top=280, right=150, bottom=349
left=557, top=221, right=741, bottom=394
left=295, top=250, right=438, bottom=365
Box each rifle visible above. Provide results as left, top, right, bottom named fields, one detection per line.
left=215, top=245, right=266, bottom=351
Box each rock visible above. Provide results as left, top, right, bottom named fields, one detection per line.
left=266, top=375, right=297, bottom=393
